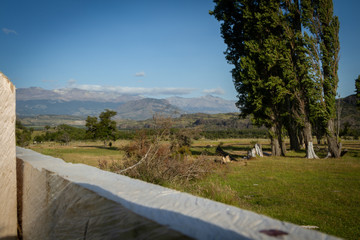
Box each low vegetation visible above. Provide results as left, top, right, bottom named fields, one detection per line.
left=174, top=150, right=360, bottom=240
left=97, top=117, right=213, bottom=185
left=16, top=120, right=33, bottom=147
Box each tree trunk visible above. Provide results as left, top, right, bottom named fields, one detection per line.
left=288, top=122, right=301, bottom=151
left=270, top=126, right=282, bottom=156
left=298, top=128, right=304, bottom=149
left=271, top=137, right=282, bottom=156
left=303, top=121, right=319, bottom=159
left=326, top=119, right=342, bottom=158
left=277, top=122, right=286, bottom=156
left=280, top=137, right=287, bottom=156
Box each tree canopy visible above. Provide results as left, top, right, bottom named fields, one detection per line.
left=211, top=0, right=341, bottom=157
left=356, top=75, right=360, bottom=109
left=85, top=109, right=117, bottom=145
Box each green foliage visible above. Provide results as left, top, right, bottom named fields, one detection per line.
left=339, top=122, right=351, bottom=137
left=57, top=124, right=86, bottom=142
left=356, top=75, right=360, bottom=108
left=85, top=109, right=117, bottom=143
left=302, top=1, right=340, bottom=118
left=34, top=124, right=86, bottom=144
left=16, top=120, right=33, bottom=147
left=212, top=0, right=341, bottom=156
left=116, top=130, right=136, bottom=140
left=211, top=0, right=295, bottom=155
left=85, top=116, right=98, bottom=139
left=98, top=109, right=117, bottom=141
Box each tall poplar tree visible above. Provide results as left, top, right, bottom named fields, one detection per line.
left=211, top=0, right=291, bottom=156
left=301, top=0, right=341, bottom=157
left=282, top=0, right=319, bottom=158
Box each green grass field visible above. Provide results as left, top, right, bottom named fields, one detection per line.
left=30, top=141, right=127, bottom=166
left=29, top=139, right=360, bottom=239
left=175, top=155, right=360, bottom=239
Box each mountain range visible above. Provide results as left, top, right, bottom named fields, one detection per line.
left=16, top=87, right=238, bottom=120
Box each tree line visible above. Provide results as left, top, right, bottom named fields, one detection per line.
left=16, top=109, right=269, bottom=147
left=211, top=0, right=342, bottom=157
left=16, top=109, right=359, bottom=148
left=30, top=110, right=120, bottom=145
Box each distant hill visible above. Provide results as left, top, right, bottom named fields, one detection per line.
left=16, top=87, right=358, bottom=128
left=17, top=87, right=62, bottom=100
left=19, top=115, right=86, bottom=128
left=115, top=98, right=183, bottom=120
left=339, top=94, right=360, bottom=129
left=17, top=96, right=359, bottom=134
left=166, top=95, right=237, bottom=113
left=16, top=100, right=120, bottom=116
left=16, top=87, right=238, bottom=119
left=16, top=98, right=184, bottom=120
left=16, top=87, right=141, bottom=102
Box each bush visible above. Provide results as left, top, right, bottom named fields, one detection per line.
left=109, top=116, right=213, bottom=185
left=35, top=124, right=86, bottom=143
left=121, top=142, right=212, bottom=185
left=16, top=120, right=33, bottom=147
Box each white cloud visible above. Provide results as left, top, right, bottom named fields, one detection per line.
left=2, top=28, right=17, bottom=35
left=67, top=79, right=77, bottom=87
left=203, top=88, right=225, bottom=95
left=66, top=83, right=194, bottom=96
left=135, top=71, right=146, bottom=77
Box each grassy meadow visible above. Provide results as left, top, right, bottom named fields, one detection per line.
left=30, top=140, right=129, bottom=167
left=29, top=138, right=360, bottom=239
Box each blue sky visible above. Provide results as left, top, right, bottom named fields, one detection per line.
left=0, top=0, right=358, bottom=100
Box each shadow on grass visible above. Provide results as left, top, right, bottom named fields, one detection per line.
left=76, top=145, right=120, bottom=151
left=222, top=145, right=252, bottom=152
left=345, top=150, right=360, bottom=158
left=190, top=147, right=216, bottom=156
left=190, top=146, right=245, bottom=160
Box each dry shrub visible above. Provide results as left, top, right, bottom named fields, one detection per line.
left=98, top=158, right=123, bottom=172
left=123, top=130, right=151, bottom=158
left=121, top=141, right=213, bottom=185
left=118, top=115, right=213, bottom=185
left=98, top=159, right=108, bottom=169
